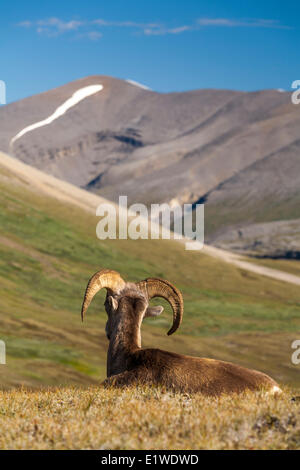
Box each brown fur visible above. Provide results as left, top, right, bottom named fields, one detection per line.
left=102, top=288, right=279, bottom=396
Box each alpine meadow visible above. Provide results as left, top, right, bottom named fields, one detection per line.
left=1, top=1, right=300, bottom=452
left=0, top=151, right=299, bottom=449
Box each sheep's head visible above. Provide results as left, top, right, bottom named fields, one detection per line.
left=81, top=269, right=184, bottom=339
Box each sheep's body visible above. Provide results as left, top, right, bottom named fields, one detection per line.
left=81, top=270, right=281, bottom=396
left=102, top=348, right=278, bottom=395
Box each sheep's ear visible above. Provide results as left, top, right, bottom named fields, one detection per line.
left=144, top=306, right=164, bottom=318
left=108, top=295, right=118, bottom=311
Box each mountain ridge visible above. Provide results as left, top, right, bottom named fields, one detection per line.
left=0, top=75, right=298, bottom=257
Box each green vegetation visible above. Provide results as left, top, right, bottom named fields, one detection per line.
left=0, top=164, right=300, bottom=389
left=248, top=257, right=300, bottom=278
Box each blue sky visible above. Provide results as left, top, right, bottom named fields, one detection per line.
left=1, top=0, right=299, bottom=102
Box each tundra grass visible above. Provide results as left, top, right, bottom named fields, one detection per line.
left=0, top=166, right=299, bottom=389
left=0, top=386, right=299, bottom=450
left=247, top=258, right=300, bottom=278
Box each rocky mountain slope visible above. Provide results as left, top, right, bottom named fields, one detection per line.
left=0, top=75, right=299, bottom=257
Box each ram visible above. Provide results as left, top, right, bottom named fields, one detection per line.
left=81, top=269, right=281, bottom=396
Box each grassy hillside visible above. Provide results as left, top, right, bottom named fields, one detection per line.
left=0, top=160, right=300, bottom=389
left=249, top=258, right=300, bottom=277
left=1, top=386, right=299, bottom=450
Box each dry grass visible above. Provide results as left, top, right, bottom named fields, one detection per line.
left=0, top=386, right=299, bottom=450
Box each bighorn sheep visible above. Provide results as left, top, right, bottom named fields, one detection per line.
left=81, top=269, right=281, bottom=396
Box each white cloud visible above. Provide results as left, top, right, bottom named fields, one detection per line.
left=37, top=17, right=83, bottom=32
left=17, top=20, right=32, bottom=27
left=16, top=16, right=291, bottom=40
left=143, top=25, right=192, bottom=36
left=197, top=18, right=291, bottom=29
left=168, top=26, right=191, bottom=34
left=80, top=31, right=103, bottom=41
left=92, top=19, right=161, bottom=29
left=17, top=17, right=85, bottom=37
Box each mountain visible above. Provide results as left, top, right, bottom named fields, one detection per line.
left=0, top=151, right=300, bottom=389
left=0, top=75, right=299, bottom=257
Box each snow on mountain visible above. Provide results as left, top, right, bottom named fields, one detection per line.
left=126, top=79, right=151, bottom=90
left=10, top=84, right=103, bottom=146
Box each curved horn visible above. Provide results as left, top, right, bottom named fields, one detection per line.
left=81, top=269, right=125, bottom=321
left=136, top=278, right=183, bottom=335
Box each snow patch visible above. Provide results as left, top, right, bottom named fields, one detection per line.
left=10, top=84, right=103, bottom=146
left=126, top=79, right=151, bottom=91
